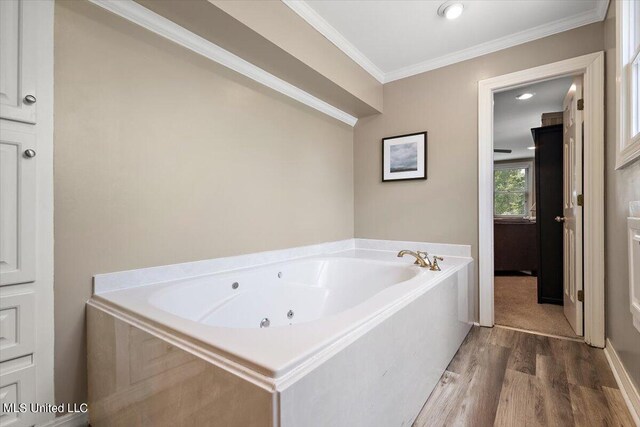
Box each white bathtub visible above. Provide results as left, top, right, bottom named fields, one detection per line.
left=149, top=257, right=421, bottom=329
left=88, top=240, right=473, bottom=426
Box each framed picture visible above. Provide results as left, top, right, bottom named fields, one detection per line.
left=382, top=131, right=427, bottom=182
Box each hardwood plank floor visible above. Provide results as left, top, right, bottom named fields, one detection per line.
left=414, top=326, right=635, bottom=427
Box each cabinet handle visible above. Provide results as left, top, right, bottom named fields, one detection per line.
left=554, top=216, right=566, bottom=223
left=24, top=94, right=36, bottom=104
left=23, top=149, right=36, bottom=158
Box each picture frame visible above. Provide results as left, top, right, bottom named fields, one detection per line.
left=382, top=131, right=427, bottom=182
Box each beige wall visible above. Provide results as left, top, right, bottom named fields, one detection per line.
left=354, top=22, right=605, bottom=318
left=136, top=0, right=382, bottom=117
left=603, top=3, right=640, bottom=390
left=209, top=0, right=383, bottom=114
left=54, top=0, right=354, bottom=406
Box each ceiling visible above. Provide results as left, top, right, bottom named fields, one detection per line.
left=493, top=77, right=574, bottom=161
left=284, top=0, right=608, bottom=83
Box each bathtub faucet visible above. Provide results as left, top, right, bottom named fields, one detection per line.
left=397, top=250, right=431, bottom=268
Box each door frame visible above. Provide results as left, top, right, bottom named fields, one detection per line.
left=478, top=52, right=605, bottom=347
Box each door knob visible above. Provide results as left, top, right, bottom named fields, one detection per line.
left=23, top=94, right=36, bottom=104
left=23, top=149, right=36, bottom=158
left=554, top=216, right=566, bottom=223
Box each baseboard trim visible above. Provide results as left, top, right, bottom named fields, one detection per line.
left=604, top=338, right=640, bottom=426
left=39, top=412, right=88, bottom=427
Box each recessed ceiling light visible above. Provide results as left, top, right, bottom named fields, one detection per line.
left=437, top=2, right=464, bottom=20
left=528, top=146, right=536, bottom=150
left=516, top=93, right=535, bottom=100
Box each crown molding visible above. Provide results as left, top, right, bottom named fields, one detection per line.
left=385, top=1, right=610, bottom=82
left=89, top=0, right=609, bottom=104
left=282, top=0, right=385, bottom=83
left=282, top=0, right=609, bottom=84
left=87, top=0, right=357, bottom=127
left=596, top=0, right=611, bottom=21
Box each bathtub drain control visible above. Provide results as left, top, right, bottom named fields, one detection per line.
left=287, top=310, right=294, bottom=319
left=232, top=282, right=239, bottom=289
left=277, top=272, right=282, bottom=278
left=260, top=318, right=270, bottom=328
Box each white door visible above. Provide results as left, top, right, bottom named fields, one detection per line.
left=561, top=76, right=584, bottom=336
left=0, top=0, right=37, bottom=124
left=0, top=129, right=36, bottom=285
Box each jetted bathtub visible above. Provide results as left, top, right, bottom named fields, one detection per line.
left=87, top=240, right=474, bottom=427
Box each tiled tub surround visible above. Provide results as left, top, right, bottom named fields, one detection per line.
left=88, top=239, right=474, bottom=426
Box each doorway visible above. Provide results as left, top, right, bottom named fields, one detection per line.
left=477, top=52, right=605, bottom=347
left=492, top=76, right=579, bottom=338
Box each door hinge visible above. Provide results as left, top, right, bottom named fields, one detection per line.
left=577, top=290, right=584, bottom=302
left=577, top=194, right=584, bottom=206
left=577, top=99, right=584, bottom=110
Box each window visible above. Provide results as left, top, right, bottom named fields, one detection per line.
left=616, top=0, right=640, bottom=168
left=494, top=163, right=532, bottom=217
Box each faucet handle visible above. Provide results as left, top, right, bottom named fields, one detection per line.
left=430, top=256, right=444, bottom=271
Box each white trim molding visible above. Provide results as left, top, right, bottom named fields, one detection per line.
left=604, top=339, right=640, bottom=425
left=282, top=0, right=609, bottom=84
left=618, top=136, right=640, bottom=169
left=30, top=0, right=56, bottom=424
left=385, top=3, right=608, bottom=83
left=629, top=217, right=640, bottom=333
left=478, top=52, right=606, bottom=348
left=615, top=0, right=640, bottom=169
left=88, top=0, right=357, bottom=127
left=282, top=0, right=385, bottom=83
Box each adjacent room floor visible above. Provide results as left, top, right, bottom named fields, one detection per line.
left=414, top=326, right=635, bottom=427
left=494, top=275, right=578, bottom=338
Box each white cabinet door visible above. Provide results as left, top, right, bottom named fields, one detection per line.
left=0, top=0, right=37, bottom=124
left=562, top=77, right=584, bottom=336
left=0, top=292, right=34, bottom=362
left=0, top=129, right=35, bottom=285
left=0, top=356, right=36, bottom=427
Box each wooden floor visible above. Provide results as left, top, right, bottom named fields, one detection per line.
left=414, top=326, right=635, bottom=427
